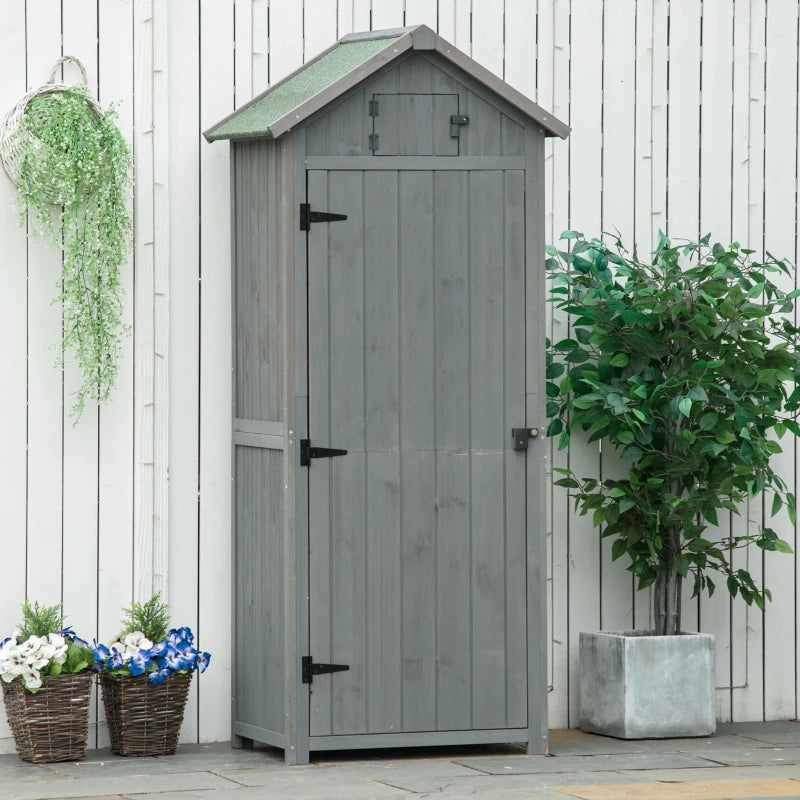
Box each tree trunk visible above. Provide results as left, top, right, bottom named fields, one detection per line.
left=653, top=524, right=683, bottom=634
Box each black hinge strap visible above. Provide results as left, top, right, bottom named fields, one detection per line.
left=299, top=203, right=348, bottom=231
left=300, top=439, right=348, bottom=467
left=302, top=656, right=350, bottom=684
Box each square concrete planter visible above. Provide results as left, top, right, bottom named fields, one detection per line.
left=579, top=630, right=715, bottom=739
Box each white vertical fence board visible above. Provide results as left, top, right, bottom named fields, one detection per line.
left=504, top=0, right=536, bottom=98
left=599, top=0, right=637, bottom=634
left=269, top=0, right=303, bottom=81
left=96, top=0, right=135, bottom=750
left=235, top=0, right=253, bottom=106
left=471, top=0, right=504, bottom=77
left=199, top=0, right=234, bottom=743
left=371, top=0, right=405, bottom=30
left=338, top=0, right=371, bottom=38
left=0, top=0, right=29, bottom=754
left=698, top=0, right=734, bottom=722
left=168, top=0, right=201, bottom=742
left=650, top=0, right=668, bottom=242
left=252, top=0, right=268, bottom=93
left=565, top=0, right=602, bottom=727
left=405, top=0, right=438, bottom=29
left=304, top=0, right=338, bottom=61
left=762, top=0, right=798, bottom=721
left=24, top=0, right=64, bottom=609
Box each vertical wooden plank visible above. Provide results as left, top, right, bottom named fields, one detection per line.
left=398, top=94, right=434, bottom=154
left=304, top=0, right=338, bottom=61
left=25, top=0, right=64, bottom=609
left=60, top=0, right=100, bottom=746
left=235, top=0, right=253, bottom=106
left=732, top=0, right=766, bottom=724
left=504, top=0, right=536, bottom=98
left=0, top=0, right=29, bottom=751
left=338, top=0, right=371, bottom=38
left=452, top=0, right=471, bottom=53
left=434, top=170, right=471, bottom=731
left=666, top=0, right=701, bottom=240
left=565, top=0, right=602, bottom=727
left=166, top=0, right=200, bottom=741
left=471, top=0, right=503, bottom=76
left=599, top=0, right=636, bottom=634
left=698, top=0, right=734, bottom=723
left=405, top=0, right=438, bottom=30
left=633, top=0, right=653, bottom=259
left=199, top=0, right=234, bottom=743
left=371, top=0, right=405, bottom=30
left=469, top=170, right=506, bottom=730
left=650, top=0, right=669, bottom=242
left=463, top=93, right=502, bottom=157
left=327, top=170, right=367, bottom=734
left=96, top=0, right=135, bottom=749
left=307, top=170, right=332, bottom=737
left=269, top=0, right=303, bottom=82
left=504, top=170, right=528, bottom=728
left=253, top=0, right=268, bottom=93
left=762, top=0, right=797, bottom=722
left=399, top=171, right=436, bottom=732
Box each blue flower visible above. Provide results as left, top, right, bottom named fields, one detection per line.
left=128, top=650, right=153, bottom=677
left=106, top=647, right=125, bottom=670
left=149, top=639, right=170, bottom=657
left=0, top=637, right=10, bottom=649
left=91, top=640, right=110, bottom=663
left=177, top=626, right=194, bottom=645
left=196, top=652, right=211, bottom=674
left=158, top=646, right=182, bottom=671
left=148, top=667, right=171, bottom=685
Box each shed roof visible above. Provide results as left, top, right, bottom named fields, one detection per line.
left=204, top=25, right=569, bottom=142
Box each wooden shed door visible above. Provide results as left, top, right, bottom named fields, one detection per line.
left=306, top=168, right=529, bottom=737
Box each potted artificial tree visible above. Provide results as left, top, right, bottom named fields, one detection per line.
left=546, top=231, right=799, bottom=738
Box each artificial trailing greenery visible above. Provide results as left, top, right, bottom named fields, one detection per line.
left=546, top=231, right=799, bottom=636
left=119, top=593, right=171, bottom=643
left=16, top=600, right=65, bottom=642
left=15, top=86, right=131, bottom=421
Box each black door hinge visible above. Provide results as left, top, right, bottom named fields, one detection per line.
left=299, top=203, right=348, bottom=231
left=368, top=133, right=379, bottom=152
left=302, top=656, right=350, bottom=684
left=368, top=98, right=379, bottom=116
left=300, top=439, right=348, bottom=466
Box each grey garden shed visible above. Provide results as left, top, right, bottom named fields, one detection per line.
left=205, top=24, right=569, bottom=765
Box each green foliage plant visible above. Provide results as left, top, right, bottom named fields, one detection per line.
left=118, top=593, right=171, bottom=643
left=14, top=86, right=132, bottom=422
left=546, top=231, right=799, bottom=636
left=16, top=600, right=64, bottom=641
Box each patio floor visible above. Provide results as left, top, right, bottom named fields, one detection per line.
left=2, top=722, right=800, bottom=799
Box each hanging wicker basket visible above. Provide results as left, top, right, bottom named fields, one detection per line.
left=0, top=55, right=103, bottom=204
left=100, top=672, right=193, bottom=757
left=1, top=672, right=94, bottom=763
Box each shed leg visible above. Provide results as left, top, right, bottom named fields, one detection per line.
left=232, top=734, right=253, bottom=749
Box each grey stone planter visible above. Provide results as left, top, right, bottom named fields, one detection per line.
left=579, top=630, right=715, bottom=739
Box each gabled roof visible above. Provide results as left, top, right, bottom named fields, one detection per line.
left=204, top=25, right=569, bottom=142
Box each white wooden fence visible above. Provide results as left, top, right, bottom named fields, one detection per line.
left=0, top=0, right=797, bottom=748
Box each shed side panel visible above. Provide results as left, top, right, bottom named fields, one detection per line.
left=234, top=140, right=284, bottom=423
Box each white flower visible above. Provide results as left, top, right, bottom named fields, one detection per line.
left=21, top=668, right=41, bottom=690
left=48, top=633, right=66, bottom=649
left=139, top=638, right=153, bottom=651
left=124, top=632, right=146, bottom=648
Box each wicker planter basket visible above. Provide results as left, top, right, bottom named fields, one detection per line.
left=1, top=672, right=93, bottom=763
left=100, top=671, right=193, bottom=757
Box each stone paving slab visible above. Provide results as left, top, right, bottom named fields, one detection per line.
left=0, top=770, right=237, bottom=800
left=455, top=751, right=722, bottom=775
left=550, top=777, right=800, bottom=799
left=676, top=747, right=800, bottom=768
left=548, top=733, right=768, bottom=757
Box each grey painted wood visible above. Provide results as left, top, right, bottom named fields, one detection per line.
left=309, top=728, right=526, bottom=750
left=233, top=141, right=283, bottom=423
left=233, top=722, right=287, bottom=749
left=525, top=125, right=549, bottom=755
left=234, top=445, right=284, bottom=734
left=373, top=93, right=458, bottom=156
left=234, top=418, right=283, bottom=436
left=305, top=156, right=526, bottom=170
left=233, top=431, right=284, bottom=449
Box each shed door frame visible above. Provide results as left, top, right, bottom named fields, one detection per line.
left=296, top=145, right=548, bottom=755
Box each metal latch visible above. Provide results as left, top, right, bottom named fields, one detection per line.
left=300, top=439, right=348, bottom=467
left=450, top=114, right=470, bottom=138
left=299, top=203, right=348, bottom=231
left=302, top=656, right=350, bottom=684
left=512, top=427, right=539, bottom=451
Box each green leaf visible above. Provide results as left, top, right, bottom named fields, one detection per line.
left=547, top=418, right=563, bottom=437
left=609, top=353, right=629, bottom=368
left=617, top=431, right=635, bottom=445
left=726, top=575, right=739, bottom=597
left=771, top=492, right=782, bottom=518
left=611, top=539, right=628, bottom=561
left=699, top=412, right=719, bottom=431
left=678, top=397, right=693, bottom=418
left=688, top=385, right=709, bottom=402
left=554, top=477, right=580, bottom=489
left=773, top=538, right=794, bottom=554
left=609, top=487, right=627, bottom=498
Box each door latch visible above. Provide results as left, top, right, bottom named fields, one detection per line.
left=511, top=427, right=539, bottom=450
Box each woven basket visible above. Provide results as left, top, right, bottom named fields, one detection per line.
left=100, top=671, right=193, bottom=757
left=1, top=672, right=93, bottom=763
left=0, top=55, right=103, bottom=203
